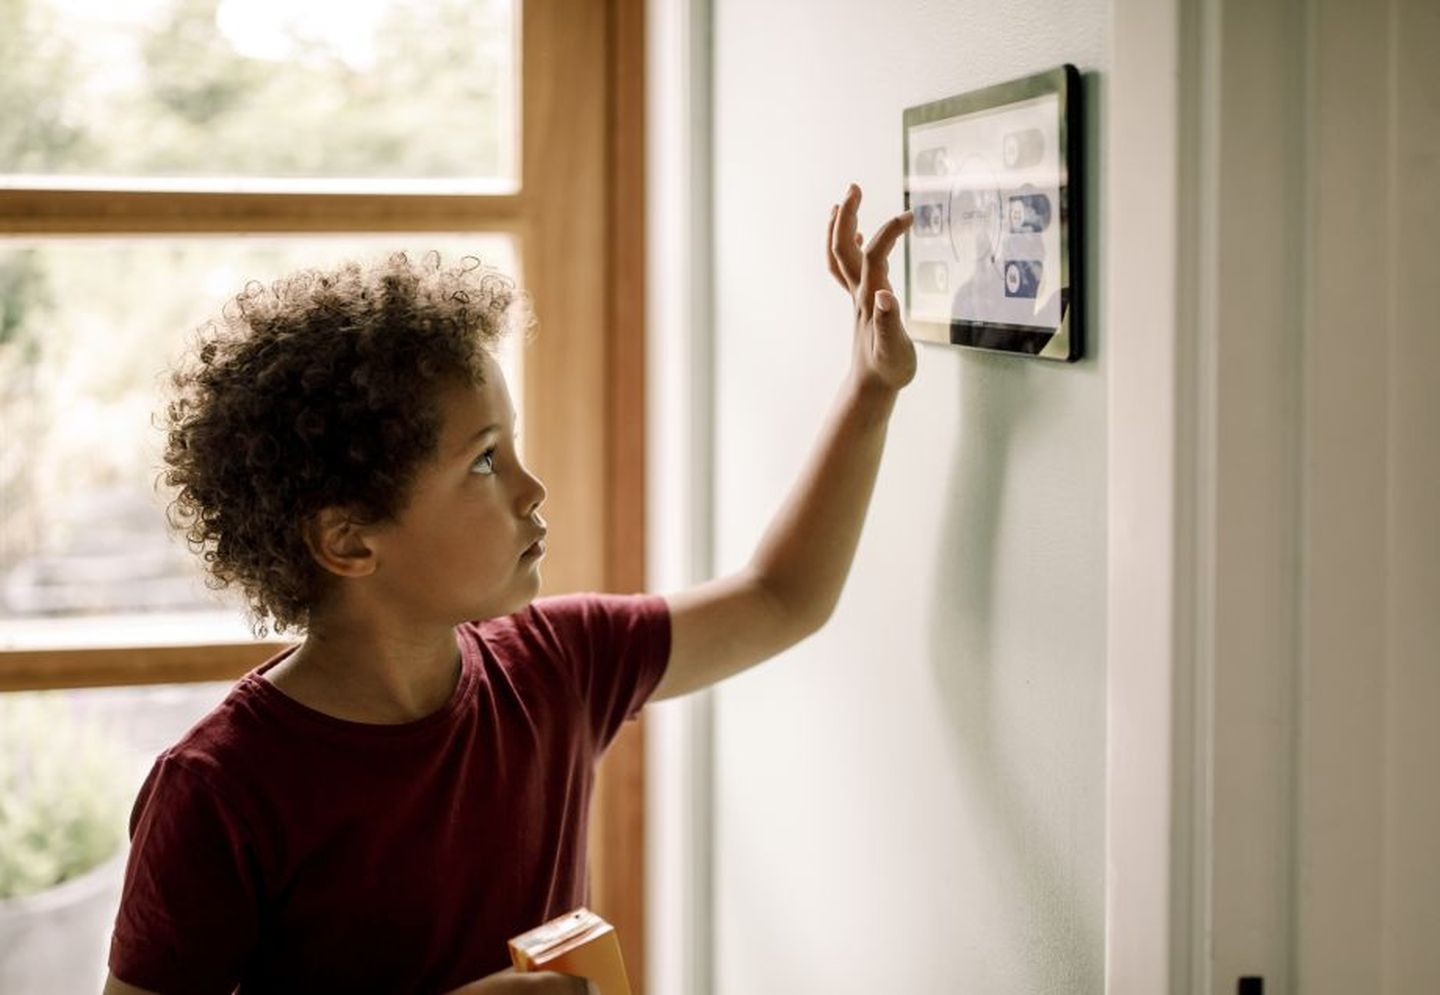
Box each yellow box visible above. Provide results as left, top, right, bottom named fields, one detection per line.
left=507, top=907, right=631, bottom=995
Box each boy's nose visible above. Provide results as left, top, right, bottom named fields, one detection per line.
left=521, top=474, right=547, bottom=517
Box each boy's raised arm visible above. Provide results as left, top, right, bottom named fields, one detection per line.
left=652, top=184, right=914, bottom=702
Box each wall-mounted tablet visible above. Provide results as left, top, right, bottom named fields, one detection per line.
left=903, top=64, right=1083, bottom=361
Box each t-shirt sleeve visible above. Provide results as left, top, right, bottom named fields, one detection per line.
left=108, top=751, right=261, bottom=995
left=526, top=591, right=672, bottom=753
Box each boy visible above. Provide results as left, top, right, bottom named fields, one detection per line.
left=103, top=184, right=913, bottom=994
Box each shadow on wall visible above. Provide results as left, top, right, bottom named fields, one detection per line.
left=920, top=69, right=1106, bottom=994
left=925, top=352, right=1100, bottom=991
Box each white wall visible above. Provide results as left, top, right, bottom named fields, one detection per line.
left=707, top=2, right=1109, bottom=992
left=650, top=2, right=1439, bottom=992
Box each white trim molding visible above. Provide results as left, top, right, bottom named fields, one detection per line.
left=645, top=1, right=715, bottom=993
left=1105, top=0, right=1197, bottom=990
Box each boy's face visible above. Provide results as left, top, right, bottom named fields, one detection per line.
left=362, top=352, right=548, bottom=624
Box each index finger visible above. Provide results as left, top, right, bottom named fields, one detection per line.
left=858, top=210, right=914, bottom=305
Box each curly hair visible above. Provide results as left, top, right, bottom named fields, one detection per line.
left=159, top=250, right=532, bottom=638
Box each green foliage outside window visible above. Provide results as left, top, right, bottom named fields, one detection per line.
left=0, top=0, right=512, bottom=179
left=0, top=693, right=139, bottom=901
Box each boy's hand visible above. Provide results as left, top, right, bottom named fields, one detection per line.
left=442, top=967, right=597, bottom=994
left=826, top=182, right=917, bottom=394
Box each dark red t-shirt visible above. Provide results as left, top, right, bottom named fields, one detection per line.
left=107, top=592, right=671, bottom=995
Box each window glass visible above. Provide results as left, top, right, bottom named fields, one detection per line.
left=0, top=0, right=516, bottom=188
left=0, top=680, right=237, bottom=988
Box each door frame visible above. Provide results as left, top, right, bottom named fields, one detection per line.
left=1107, top=0, right=1308, bottom=991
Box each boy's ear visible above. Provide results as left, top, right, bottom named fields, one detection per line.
left=302, top=507, right=378, bottom=578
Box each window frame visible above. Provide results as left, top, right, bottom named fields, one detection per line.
left=0, top=0, right=652, bottom=982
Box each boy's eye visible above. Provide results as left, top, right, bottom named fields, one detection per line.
left=470, top=448, right=497, bottom=475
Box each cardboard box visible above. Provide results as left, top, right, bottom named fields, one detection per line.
left=507, top=907, right=631, bottom=995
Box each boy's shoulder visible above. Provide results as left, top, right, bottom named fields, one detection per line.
left=157, top=676, right=270, bottom=776
left=465, top=591, right=667, bottom=668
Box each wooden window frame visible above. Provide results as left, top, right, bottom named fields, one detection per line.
left=0, top=0, right=651, bottom=987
